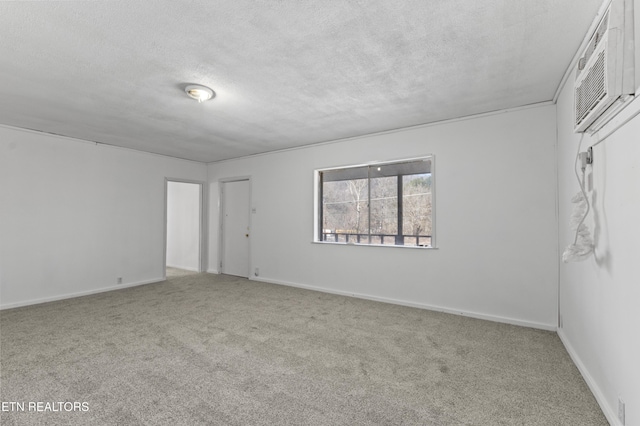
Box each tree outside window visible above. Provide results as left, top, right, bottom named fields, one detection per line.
left=317, top=157, right=433, bottom=247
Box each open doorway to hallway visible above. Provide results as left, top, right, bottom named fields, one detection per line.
left=165, top=180, right=203, bottom=278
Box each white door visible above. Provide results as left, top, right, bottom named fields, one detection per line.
left=221, top=180, right=250, bottom=277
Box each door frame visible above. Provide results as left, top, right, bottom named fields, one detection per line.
left=163, top=178, right=208, bottom=279
left=218, top=176, right=252, bottom=277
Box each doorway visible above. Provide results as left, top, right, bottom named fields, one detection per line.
left=165, top=180, right=203, bottom=277
left=220, top=179, right=251, bottom=278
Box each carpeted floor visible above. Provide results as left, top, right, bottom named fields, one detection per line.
left=0, top=272, right=606, bottom=425
left=166, top=267, right=199, bottom=278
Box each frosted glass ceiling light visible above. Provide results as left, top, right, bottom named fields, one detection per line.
left=185, top=85, right=215, bottom=103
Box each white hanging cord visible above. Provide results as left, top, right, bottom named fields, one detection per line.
left=562, top=134, right=594, bottom=263
left=572, top=134, right=590, bottom=245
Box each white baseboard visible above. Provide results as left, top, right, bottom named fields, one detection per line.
left=557, top=329, right=619, bottom=425
left=252, top=276, right=556, bottom=331
left=0, top=278, right=164, bottom=310
left=207, top=269, right=219, bottom=274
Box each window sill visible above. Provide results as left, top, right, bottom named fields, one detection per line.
left=311, top=241, right=437, bottom=249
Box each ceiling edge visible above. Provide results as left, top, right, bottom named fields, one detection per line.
left=2, top=100, right=556, bottom=166
left=207, top=101, right=555, bottom=165
left=0, top=123, right=208, bottom=165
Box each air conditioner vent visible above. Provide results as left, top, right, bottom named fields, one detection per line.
left=573, top=0, right=635, bottom=133
left=575, top=50, right=607, bottom=126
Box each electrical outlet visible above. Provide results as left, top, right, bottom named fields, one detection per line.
left=117, top=277, right=123, bottom=284
left=618, top=398, right=625, bottom=425
left=254, top=267, right=259, bottom=277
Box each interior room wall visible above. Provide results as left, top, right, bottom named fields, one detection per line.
left=0, top=125, right=207, bottom=309
left=207, top=105, right=559, bottom=329
left=555, top=8, right=640, bottom=422
left=166, top=181, right=201, bottom=271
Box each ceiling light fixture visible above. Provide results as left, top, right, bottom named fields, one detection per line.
left=185, top=85, right=215, bottom=103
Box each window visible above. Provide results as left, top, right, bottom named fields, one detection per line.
left=315, top=156, right=434, bottom=247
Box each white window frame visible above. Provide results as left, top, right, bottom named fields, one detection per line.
left=313, top=155, right=436, bottom=249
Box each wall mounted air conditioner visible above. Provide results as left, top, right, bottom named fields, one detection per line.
left=574, top=0, right=635, bottom=133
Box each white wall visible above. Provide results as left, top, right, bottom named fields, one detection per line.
left=208, top=105, right=559, bottom=329
left=166, top=181, right=201, bottom=271
left=0, top=126, right=207, bottom=309
left=555, top=10, right=640, bottom=423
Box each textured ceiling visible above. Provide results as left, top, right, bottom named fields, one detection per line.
left=0, top=1, right=603, bottom=162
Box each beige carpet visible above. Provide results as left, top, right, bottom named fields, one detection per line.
left=166, top=267, right=199, bottom=278
left=0, top=272, right=606, bottom=425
